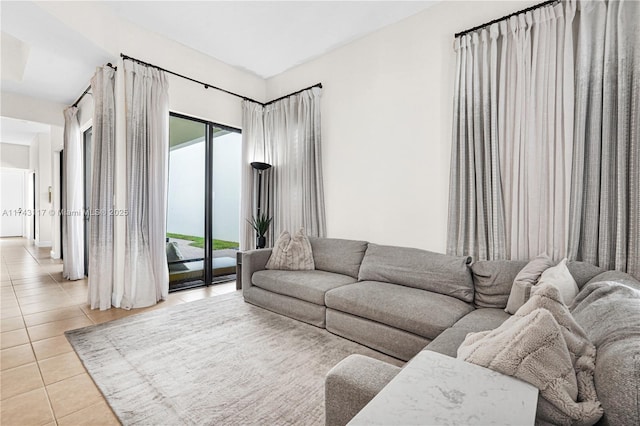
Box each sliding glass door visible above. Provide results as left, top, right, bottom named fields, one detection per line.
left=167, top=114, right=241, bottom=291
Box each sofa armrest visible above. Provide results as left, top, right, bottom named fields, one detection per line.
left=325, top=354, right=401, bottom=426
left=238, top=248, right=272, bottom=291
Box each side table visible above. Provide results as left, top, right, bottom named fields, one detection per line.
left=348, top=350, right=538, bottom=425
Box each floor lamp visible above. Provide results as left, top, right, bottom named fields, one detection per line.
left=251, top=161, right=271, bottom=248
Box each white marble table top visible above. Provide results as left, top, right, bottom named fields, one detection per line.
left=348, top=350, right=538, bottom=426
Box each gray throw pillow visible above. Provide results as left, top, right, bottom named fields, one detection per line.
left=265, top=229, right=315, bottom=271
left=505, top=253, right=555, bottom=314
left=166, top=242, right=184, bottom=263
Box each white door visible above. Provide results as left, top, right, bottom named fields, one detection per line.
left=1, top=168, right=26, bottom=237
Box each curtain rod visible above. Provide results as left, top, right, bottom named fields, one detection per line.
left=120, top=53, right=322, bottom=106
left=264, top=82, right=322, bottom=106
left=454, top=0, right=559, bottom=38
left=72, top=62, right=117, bottom=108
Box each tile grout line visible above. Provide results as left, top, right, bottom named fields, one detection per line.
left=9, top=276, right=59, bottom=425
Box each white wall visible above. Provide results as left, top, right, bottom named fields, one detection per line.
left=166, top=132, right=241, bottom=244
left=0, top=143, right=30, bottom=169
left=167, top=139, right=206, bottom=238
left=213, top=132, right=242, bottom=243
left=0, top=168, right=26, bottom=237
left=0, top=92, right=66, bottom=127
left=33, top=132, right=52, bottom=247
left=266, top=1, right=533, bottom=253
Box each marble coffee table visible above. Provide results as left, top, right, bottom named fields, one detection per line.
left=348, top=350, right=538, bottom=425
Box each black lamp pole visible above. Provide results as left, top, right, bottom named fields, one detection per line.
left=251, top=161, right=272, bottom=248
left=251, top=162, right=272, bottom=214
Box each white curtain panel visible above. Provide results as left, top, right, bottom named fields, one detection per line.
left=568, top=0, right=640, bottom=278
left=448, top=2, right=576, bottom=262
left=122, top=61, right=170, bottom=309
left=498, top=2, right=576, bottom=261
left=264, top=87, right=326, bottom=239
left=88, top=65, right=116, bottom=310
left=62, top=106, right=85, bottom=280
left=447, top=27, right=507, bottom=261
left=239, top=101, right=265, bottom=251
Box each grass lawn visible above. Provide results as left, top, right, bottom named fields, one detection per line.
left=166, top=233, right=239, bottom=250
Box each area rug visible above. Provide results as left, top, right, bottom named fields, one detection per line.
left=66, top=292, right=402, bottom=425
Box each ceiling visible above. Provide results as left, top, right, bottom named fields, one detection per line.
left=1, top=1, right=436, bottom=107
left=0, top=116, right=50, bottom=146
left=0, top=1, right=113, bottom=105
left=105, top=1, right=436, bottom=78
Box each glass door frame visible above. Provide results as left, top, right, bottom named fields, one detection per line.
left=168, top=112, right=241, bottom=290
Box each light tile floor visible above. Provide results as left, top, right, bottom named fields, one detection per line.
left=0, top=237, right=236, bottom=425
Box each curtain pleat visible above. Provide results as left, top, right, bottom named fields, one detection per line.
left=447, top=27, right=506, bottom=261
left=62, top=106, right=85, bottom=280
left=88, top=66, right=116, bottom=310
left=449, top=2, right=575, bottom=262
left=122, top=61, right=169, bottom=309
left=568, top=0, right=640, bottom=278
left=265, top=87, right=326, bottom=239
left=240, top=101, right=265, bottom=250
left=241, top=88, right=326, bottom=247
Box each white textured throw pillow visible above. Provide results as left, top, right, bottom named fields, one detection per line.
left=532, top=258, right=579, bottom=305
left=505, top=253, right=555, bottom=314
left=265, top=229, right=315, bottom=271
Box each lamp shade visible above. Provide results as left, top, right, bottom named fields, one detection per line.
left=251, top=161, right=272, bottom=171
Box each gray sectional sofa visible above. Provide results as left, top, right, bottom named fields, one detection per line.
left=238, top=237, right=640, bottom=426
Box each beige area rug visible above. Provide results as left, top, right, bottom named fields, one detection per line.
left=66, top=292, right=402, bottom=425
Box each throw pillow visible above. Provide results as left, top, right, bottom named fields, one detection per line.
left=458, top=283, right=603, bottom=425
left=166, top=242, right=184, bottom=262
left=265, top=229, right=315, bottom=271
left=532, top=258, right=579, bottom=305
left=504, top=253, right=555, bottom=314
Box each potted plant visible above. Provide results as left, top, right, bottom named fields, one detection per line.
left=248, top=213, right=272, bottom=249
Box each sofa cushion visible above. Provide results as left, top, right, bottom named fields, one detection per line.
left=308, top=237, right=368, bottom=279
left=505, top=253, right=555, bottom=314
left=325, top=281, right=474, bottom=340
left=424, top=328, right=471, bottom=358
left=357, top=244, right=474, bottom=303
left=266, top=229, right=315, bottom=271
left=471, top=260, right=528, bottom=308
left=451, top=308, right=511, bottom=331
left=585, top=270, right=640, bottom=290
left=566, top=261, right=605, bottom=289
left=534, top=258, right=579, bottom=305
left=425, top=309, right=511, bottom=357
left=325, top=354, right=401, bottom=426
left=570, top=280, right=640, bottom=426
left=252, top=270, right=356, bottom=305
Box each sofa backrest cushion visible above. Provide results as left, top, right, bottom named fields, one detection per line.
left=471, top=260, right=528, bottom=308
left=566, top=261, right=606, bottom=289
left=358, top=244, right=474, bottom=303
left=308, top=237, right=368, bottom=279
left=471, top=260, right=606, bottom=309
left=571, top=279, right=640, bottom=425
left=586, top=270, right=640, bottom=290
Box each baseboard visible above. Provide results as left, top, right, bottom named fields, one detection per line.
left=36, top=240, right=52, bottom=248
left=50, top=250, right=61, bottom=259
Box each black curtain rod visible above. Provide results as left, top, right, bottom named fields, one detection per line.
left=264, top=82, right=323, bottom=106
left=72, top=62, right=117, bottom=108
left=120, top=53, right=263, bottom=104
left=120, top=53, right=322, bottom=106
left=454, top=0, right=559, bottom=38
